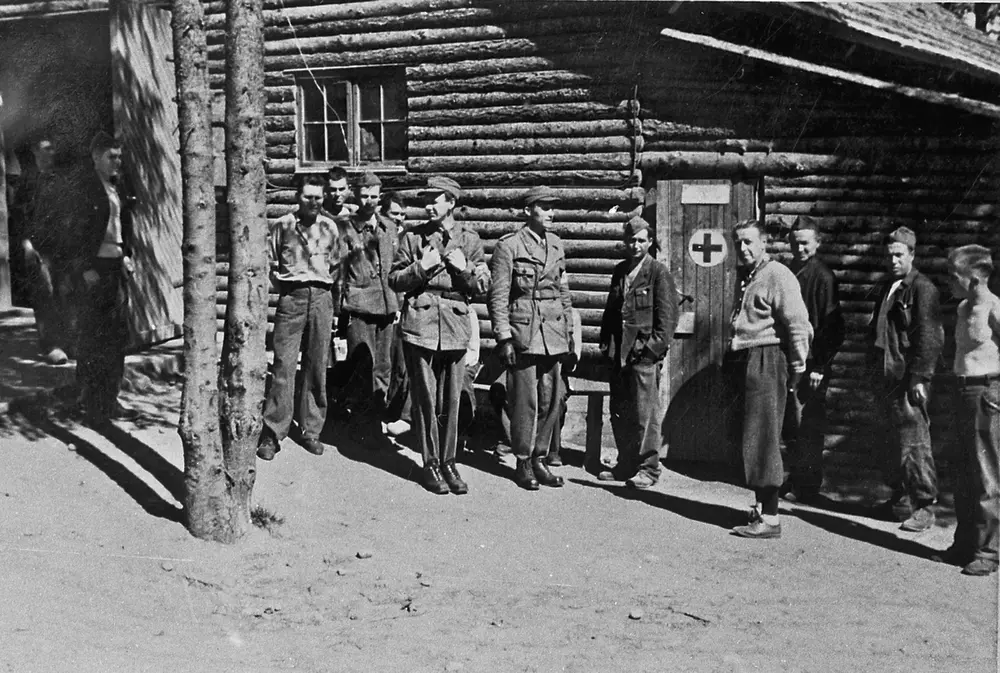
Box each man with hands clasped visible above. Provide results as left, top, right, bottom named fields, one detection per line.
left=389, top=177, right=485, bottom=495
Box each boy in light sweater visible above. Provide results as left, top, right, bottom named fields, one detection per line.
left=725, top=220, right=812, bottom=539
left=936, top=245, right=1000, bottom=576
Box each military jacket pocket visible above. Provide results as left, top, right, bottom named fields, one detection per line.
left=513, top=263, right=537, bottom=294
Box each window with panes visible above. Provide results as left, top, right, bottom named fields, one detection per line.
left=296, top=68, right=406, bottom=168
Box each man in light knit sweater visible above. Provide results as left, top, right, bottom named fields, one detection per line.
left=933, top=245, right=999, bottom=576
left=725, top=220, right=812, bottom=539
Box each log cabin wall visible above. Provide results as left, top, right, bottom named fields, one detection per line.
left=203, top=0, right=999, bottom=480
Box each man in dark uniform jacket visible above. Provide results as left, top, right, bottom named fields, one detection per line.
left=781, top=217, right=845, bottom=502
left=488, top=185, right=575, bottom=490
left=76, top=131, right=135, bottom=425
left=867, top=226, right=944, bottom=533
left=598, top=216, right=679, bottom=489
left=389, top=177, right=485, bottom=495
left=336, top=171, right=399, bottom=446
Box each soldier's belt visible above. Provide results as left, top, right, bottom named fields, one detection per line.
left=421, top=289, right=468, bottom=302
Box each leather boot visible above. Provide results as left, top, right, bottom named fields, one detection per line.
left=441, top=460, right=469, bottom=495
left=532, top=456, right=564, bottom=487
left=514, top=458, right=539, bottom=491
left=422, top=461, right=449, bottom=495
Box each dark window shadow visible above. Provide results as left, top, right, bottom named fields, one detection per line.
left=569, top=478, right=746, bottom=530
left=35, top=417, right=184, bottom=524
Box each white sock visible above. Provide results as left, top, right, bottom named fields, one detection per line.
left=761, top=514, right=780, bottom=526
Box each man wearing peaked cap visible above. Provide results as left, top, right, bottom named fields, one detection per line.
left=488, top=185, right=574, bottom=490
left=390, top=176, right=485, bottom=495
left=334, top=171, right=400, bottom=449
left=867, top=225, right=943, bottom=533
left=598, top=216, right=679, bottom=490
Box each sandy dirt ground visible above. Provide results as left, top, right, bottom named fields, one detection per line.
left=0, top=310, right=996, bottom=673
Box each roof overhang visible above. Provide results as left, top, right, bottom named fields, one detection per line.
left=659, top=27, right=1000, bottom=120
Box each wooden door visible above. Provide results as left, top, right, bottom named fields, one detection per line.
left=111, top=0, right=183, bottom=347
left=657, top=179, right=757, bottom=463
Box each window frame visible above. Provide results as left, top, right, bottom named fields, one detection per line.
left=291, top=66, right=408, bottom=172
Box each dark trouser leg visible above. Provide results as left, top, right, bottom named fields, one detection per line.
left=262, top=290, right=307, bottom=440
left=887, top=379, right=938, bottom=506
left=77, top=259, right=128, bottom=420
left=372, top=318, right=394, bottom=410
left=508, top=356, right=540, bottom=461
left=782, top=380, right=827, bottom=493
left=385, top=324, right=410, bottom=422
left=741, top=345, right=787, bottom=490
left=610, top=361, right=663, bottom=479
left=532, top=355, right=563, bottom=460
left=26, top=252, right=59, bottom=353
left=437, top=350, right=464, bottom=463
left=296, top=287, right=333, bottom=440
left=956, top=383, right=1000, bottom=563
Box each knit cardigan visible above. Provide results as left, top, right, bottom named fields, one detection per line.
left=730, top=257, right=813, bottom=373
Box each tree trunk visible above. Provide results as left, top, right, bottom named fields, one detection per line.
left=0, top=126, right=10, bottom=309
left=219, top=0, right=267, bottom=541
left=172, top=0, right=229, bottom=541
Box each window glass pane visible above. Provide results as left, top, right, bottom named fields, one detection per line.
left=382, top=76, right=406, bottom=120
left=302, top=82, right=324, bottom=123
left=359, top=81, right=382, bottom=122
left=303, top=125, right=325, bottom=162
left=326, top=123, right=349, bottom=162
left=383, top=123, right=406, bottom=161
left=359, top=123, right=382, bottom=162
left=324, top=81, right=349, bottom=123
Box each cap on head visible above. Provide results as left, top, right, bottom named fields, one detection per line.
left=523, top=185, right=558, bottom=208
left=89, top=130, right=118, bottom=156
left=419, top=176, right=462, bottom=201
left=624, top=216, right=651, bottom=238
left=355, top=171, right=382, bottom=189
left=887, top=226, right=917, bottom=251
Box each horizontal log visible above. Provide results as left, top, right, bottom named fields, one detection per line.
left=483, top=239, right=623, bottom=257
left=409, top=136, right=635, bottom=156
left=268, top=169, right=637, bottom=188
left=640, top=151, right=998, bottom=178
left=408, top=119, right=634, bottom=141
left=409, top=101, right=629, bottom=126
left=643, top=138, right=775, bottom=154
left=456, top=206, right=632, bottom=222
left=408, top=152, right=633, bottom=172
left=204, top=0, right=472, bottom=19
left=767, top=201, right=996, bottom=219
left=453, top=220, right=625, bottom=240
left=765, top=186, right=1000, bottom=204
left=765, top=174, right=1000, bottom=190
left=409, top=69, right=598, bottom=95
left=409, top=87, right=614, bottom=111
left=218, top=38, right=543, bottom=73
left=392, top=186, right=645, bottom=206
left=253, top=16, right=638, bottom=58
left=208, top=6, right=494, bottom=39
left=641, top=118, right=736, bottom=141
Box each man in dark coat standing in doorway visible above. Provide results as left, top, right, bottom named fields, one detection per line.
left=598, top=216, right=679, bottom=489
left=75, top=131, right=135, bottom=426
left=488, top=185, right=575, bottom=491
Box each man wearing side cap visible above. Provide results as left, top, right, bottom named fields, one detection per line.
left=598, top=216, right=679, bottom=490
left=867, top=226, right=943, bottom=533
left=488, top=185, right=575, bottom=490
left=389, top=176, right=485, bottom=495
left=335, top=171, right=399, bottom=447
